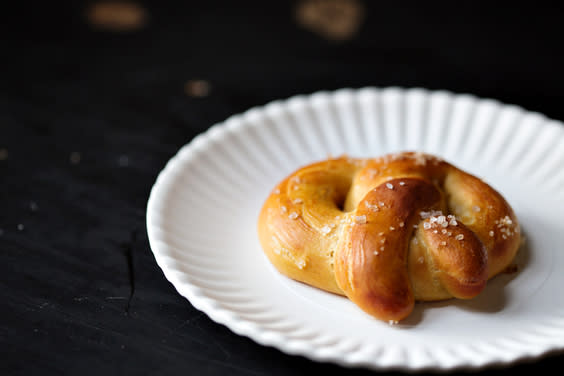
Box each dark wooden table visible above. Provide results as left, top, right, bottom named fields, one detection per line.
left=2, top=2, right=563, bottom=375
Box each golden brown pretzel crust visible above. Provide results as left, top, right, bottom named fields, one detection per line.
left=257, top=152, right=520, bottom=322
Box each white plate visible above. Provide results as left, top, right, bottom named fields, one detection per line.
left=146, top=88, right=564, bottom=371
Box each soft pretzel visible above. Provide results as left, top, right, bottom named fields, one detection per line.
left=257, top=152, right=520, bottom=323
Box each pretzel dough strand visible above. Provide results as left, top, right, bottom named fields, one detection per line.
left=257, top=152, right=520, bottom=322
left=335, top=178, right=444, bottom=321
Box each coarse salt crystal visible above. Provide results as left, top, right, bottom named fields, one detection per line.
left=420, top=211, right=430, bottom=219
left=321, top=225, right=332, bottom=235
left=386, top=183, right=394, bottom=190
left=413, top=152, right=427, bottom=166
left=288, top=212, right=299, bottom=220
left=354, top=215, right=367, bottom=224
left=365, top=201, right=379, bottom=211
left=367, top=168, right=379, bottom=177
left=455, top=234, right=464, bottom=240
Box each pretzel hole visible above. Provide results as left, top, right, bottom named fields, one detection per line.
left=326, top=174, right=355, bottom=213
left=334, top=190, right=348, bottom=211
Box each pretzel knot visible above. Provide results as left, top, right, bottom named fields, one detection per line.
left=258, top=152, right=521, bottom=322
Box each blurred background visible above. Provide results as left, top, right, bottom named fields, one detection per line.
left=2, top=1, right=563, bottom=375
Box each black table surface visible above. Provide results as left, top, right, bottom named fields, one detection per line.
left=2, top=1, right=564, bottom=375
